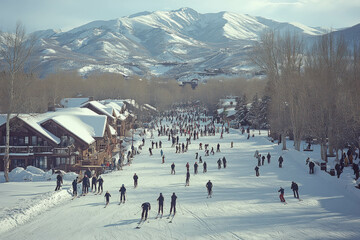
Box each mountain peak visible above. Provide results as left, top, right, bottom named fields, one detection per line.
left=172, top=7, right=199, bottom=15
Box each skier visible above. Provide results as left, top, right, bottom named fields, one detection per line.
left=195, top=152, right=198, bottom=159
left=291, top=181, right=299, bottom=199
left=119, top=184, right=126, bottom=203
left=171, top=162, right=175, bottom=175
left=170, top=192, right=177, bottom=215
left=222, top=157, right=227, bottom=168
left=206, top=180, right=213, bottom=198
left=97, top=176, right=104, bottom=194
left=255, top=166, right=260, bottom=177
left=186, top=162, right=190, bottom=172
left=278, top=156, right=284, bottom=168
left=157, top=193, right=164, bottom=216
left=199, top=156, right=203, bottom=163
left=217, top=158, right=222, bottom=169
left=91, top=174, right=97, bottom=192
left=149, top=148, right=153, bottom=156
left=211, top=147, right=215, bottom=155
left=162, top=155, right=165, bottom=164
left=267, top=153, right=271, bottom=164
left=160, top=149, right=163, bottom=157
left=278, top=187, right=286, bottom=203
left=72, top=178, right=78, bottom=197
left=352, top=163, right=359, bottom=180
left=262, top=155, right=265, bottom=165
left=203, top=161, right=207, bottom=173
left=141, top=202, right=151, bottom=221
left=335, top=163, right=342, bottom=178
left=185, top=171, right=190, bottom=186
left=194, top=162, right=198, bottom=174
left=309, top=161, right=315, bottom=174
left=217, top=143, right=220, bottom=152
left=55, top=173, right=63, bottom=191
left=133, top=173, right=139, bottom=188
left=104, top=191, right=111, bottom=206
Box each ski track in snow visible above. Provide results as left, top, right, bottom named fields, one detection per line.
left=1, top=118, right=360, bottom=239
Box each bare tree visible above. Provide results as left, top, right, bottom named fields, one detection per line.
left=0, top=22, right=37, bottom=181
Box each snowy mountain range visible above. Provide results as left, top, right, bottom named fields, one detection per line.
left=30, top=8, right=359, bottom=80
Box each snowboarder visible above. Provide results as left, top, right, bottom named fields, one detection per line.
left=222, top=157, right=227, bottom=168
left=291, top=181, right=299, bottom=199
left=203, top=161, right=207, bottom=173
left=278, top=156, right=284, bottom=168
left=255, top=166, right=260, bottom=177
left=278, top=187, right=286, bottom=202
left=194, top=162, right=198, bottom=174
left=170, top=192, right=177, bottom=215
left=72, top=178, right=77, bottom=197
left=97, top=176, right=104, bottom=194
left=55, top=173, right=63, bottom=191
left=91, top=174, right=97, bottom=192
left=133, top=173, right=139, bottom=188
left=119, top=184, right=126, bottom=203
left=267, top=153, right=271, bottom=164
left=211, top=147, right=215, bottom=155
left=206, top=180, right=213, bottom=198
left=157, top=193, right=164, bottom=215
left=171, top=162, right=175, bottom=175
left=141, top=202, right=151, bottom=221
left=217, top=158, right=222, bottom=169
left=185, top=171, right=190, bottom=186
left=104, top=191, right=111, bottom=206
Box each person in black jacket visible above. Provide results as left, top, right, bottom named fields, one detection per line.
left=141, top=202, right=151, bottom=220
left=97, top=176, right=104, bottom=194
left=278, top=156, right=284, bottom=168
left=255, top=166, right=260, bottom=177
left=72, top=178, right=77, bottom=197
left=55, top=173, right=63, bottom=191
left=267, top=153, right=271, bottom=164
left=352, top=163, right=359, bottom=180
left=291, top=181, right=299, bottom=199
left=170, top=193, right=177, bottom=215
left=222, top=157, right=227, bottom=168
left=133, top=173, right=138, bottom=188
left=119, top=184, right=126, bottom=203
left=157, top=193, right=164, bottom=215
left=335, top=163, right=342, bottom=178
left=171, top=162, right=176, bottom=175
left=185, top=171, right=190, bottom=186
left=104, top=191, right=111, bottom=205
left=217, top=159, right=222, bottom=169
left=203, top=161, right=207, bottom=173
left=194, top=162, right=198, bottom=174
left=206, top=180, right=213, bottom=198
left=309, top=161, right=315, bottom=174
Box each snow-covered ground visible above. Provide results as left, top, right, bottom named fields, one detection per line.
left=1, top=123, right=360, bottom=239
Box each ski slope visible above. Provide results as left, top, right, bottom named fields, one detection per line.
left=1, top=124, right=360, bottom=239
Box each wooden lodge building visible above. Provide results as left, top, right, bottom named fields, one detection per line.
left=0, top=99, right=136, bottom=173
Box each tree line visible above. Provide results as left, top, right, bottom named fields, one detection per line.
left=251, top=30, right=360, bottom=160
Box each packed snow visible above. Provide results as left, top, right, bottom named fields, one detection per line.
left=1, top=114, right=360, bottom=239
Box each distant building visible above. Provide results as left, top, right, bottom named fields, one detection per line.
left=180, top=78, right=199, bottom=89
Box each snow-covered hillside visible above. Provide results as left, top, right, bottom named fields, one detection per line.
left=1, top=118, right=360, bottom=239
left=28, top=7, right=343, bottom=79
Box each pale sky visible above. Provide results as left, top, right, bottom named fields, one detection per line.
left=0, top=0, right=359, bottom=32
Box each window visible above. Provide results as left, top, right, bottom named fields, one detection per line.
left=56, top=157, right=60, bottom=166
left=61, top=157, right=66, bottom=165
left=70, top=156, right=75, bottom=165
left=18, top=137, right=25, bottom=146
left=35, top=156, right=47, bottom=169
left=32, top=136, right=37, bottom=146
left=13, top=136, right=18, bottom=146
left=25, top=137, right=29, bottom=144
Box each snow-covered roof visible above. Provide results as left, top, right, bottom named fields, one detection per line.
left=109, top=125, right=117, bottom=135
left=60, top=98, right=90, bottom=108
left=217, top=108, right=224, bottom=115
left=81, top=101, right=115, bottom=120
left=226, top=107, right=236, bottom=117
left=143, top=104, right=157, bottom=112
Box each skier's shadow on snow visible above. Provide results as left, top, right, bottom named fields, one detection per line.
left=104, top=219, right=139, bottom=227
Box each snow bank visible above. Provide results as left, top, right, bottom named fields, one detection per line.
left=0, top=189, right=71, bottom=234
